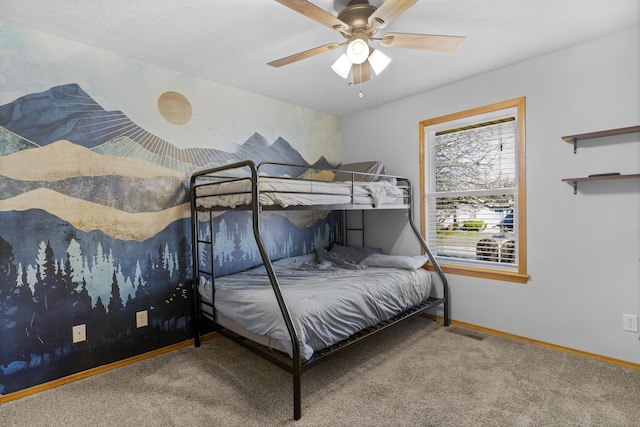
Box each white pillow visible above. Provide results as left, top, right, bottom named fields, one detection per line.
left=333, top=161, right=387, bottom=182
left=198, top=276, right=213, bottom=302
left=360, top=253, right=429, bottom=270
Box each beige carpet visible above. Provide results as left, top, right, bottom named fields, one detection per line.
left=1, top=317, right=639, bottom=426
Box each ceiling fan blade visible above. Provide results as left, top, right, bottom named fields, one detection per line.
left=380, top=32, right=465, bottom=52
left=275, top=0, right=348, bottom=32
left=268, top=43, right=343, bottom=67
left=368, top=0, right=418, bottom=30
left=352, top=62, right=371, bottom=84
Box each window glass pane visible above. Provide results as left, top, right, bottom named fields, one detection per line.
left=434, top=120, right=516, bottom=192
left=429, top=194, right=516, bottom=265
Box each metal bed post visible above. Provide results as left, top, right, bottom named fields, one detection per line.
left=190, top=177, right=220, bottom=347
left=249, top=162, right=303, bottom=420
left=190, top=174, right=202, bottom=347
left=405, top=179, right=450, bottom=326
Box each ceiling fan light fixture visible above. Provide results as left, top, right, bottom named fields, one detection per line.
left=331, top=53, right=352, bottom=79
left=346, top=37, right=370, bottom=64
left=368, top=49, right=391, bottom=75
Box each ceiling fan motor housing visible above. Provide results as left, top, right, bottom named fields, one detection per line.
left=337, top=0, right=377, bottom=37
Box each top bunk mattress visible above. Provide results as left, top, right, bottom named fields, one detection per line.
left=194, top=177, right=404, bottom=209
left=198, top=254, right=433, bottom=360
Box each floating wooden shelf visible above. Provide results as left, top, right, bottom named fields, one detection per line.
left=562, top=174, right=640, bottom=194
left=561, top=126, right=640, bottom=194
left=562, top=125, right=640, bottom=153
left=561, top=174, right=640, bottom=183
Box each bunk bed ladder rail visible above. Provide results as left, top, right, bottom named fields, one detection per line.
left=248, top=161, right=304, bottom=420
left=406, top=180, right=450, bottom=326
left=191, top=173, right=221, bottom=347
left=190, top=175, right=204, bottom=348
left=190, top=160, right=304, bottom=420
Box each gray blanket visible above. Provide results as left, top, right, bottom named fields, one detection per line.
left=199, top=254, right=432, bottom=360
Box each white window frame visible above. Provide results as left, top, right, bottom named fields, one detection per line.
left=419, top=97, right=528, bottom=283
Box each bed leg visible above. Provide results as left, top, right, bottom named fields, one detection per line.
left=294, top=386, right=301, bottom=420
left=193, top=311, right=201, bottom=347
left=293, top=361, right=302, bottom=420
left=443, top=298, right=451, bottom=327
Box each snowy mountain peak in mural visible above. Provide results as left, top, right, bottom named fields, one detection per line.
left=0, top=83, right=132, bottom=148
left=0, top=83, right=334, bottom=174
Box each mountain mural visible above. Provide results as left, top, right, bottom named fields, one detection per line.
left=0, top=174, right=188, bottom=214
left=0, top=83, right=336, bottom=173
left=0, top=83, right=136, bottom=148
left=0, top=83, right=341, bottom=395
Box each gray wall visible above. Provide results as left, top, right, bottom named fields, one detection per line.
left=341, top=27, right=640, bottom=364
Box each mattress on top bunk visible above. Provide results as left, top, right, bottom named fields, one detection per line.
left=194, top=177, right=404, bottom=209
left=198, top=251, right=433, bottom=361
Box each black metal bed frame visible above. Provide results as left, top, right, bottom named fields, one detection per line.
left=190, top=160, right=449, bottom=420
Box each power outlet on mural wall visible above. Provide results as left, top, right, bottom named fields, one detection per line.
left=72, top=324, right=86, bottom=343
left=136, top=310, right=149, bottom=328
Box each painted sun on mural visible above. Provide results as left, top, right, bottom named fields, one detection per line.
left=157, top=91, right=193, bottom=125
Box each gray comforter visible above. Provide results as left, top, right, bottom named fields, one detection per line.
left=199, top=254, right=432, bottom=360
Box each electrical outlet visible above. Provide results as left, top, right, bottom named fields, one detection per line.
left=136, top=310, right=148, bottom=328
left=72, top=324, right=86, bottom=343
left=623, top=314, right=638, bottom=333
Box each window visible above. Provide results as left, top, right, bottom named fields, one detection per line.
left=419, top=97, right=528, bottom=283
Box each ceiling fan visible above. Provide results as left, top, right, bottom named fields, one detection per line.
left=268, top=0, right=465, bottom=84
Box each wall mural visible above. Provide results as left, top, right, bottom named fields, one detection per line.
left=0, top=23, right=341, bottom=395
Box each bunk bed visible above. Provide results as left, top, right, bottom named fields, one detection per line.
left=190, top=160, right=449, bottom=420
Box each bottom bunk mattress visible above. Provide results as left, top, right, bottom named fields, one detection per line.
left=198, top=253, right=433, bottom=361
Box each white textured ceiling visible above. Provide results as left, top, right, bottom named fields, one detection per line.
left=1, top=0, right=639, bottom=117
